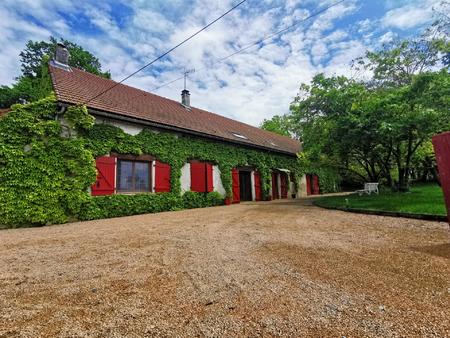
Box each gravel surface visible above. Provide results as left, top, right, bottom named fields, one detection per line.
left=1, top=199, right=449, bottom=337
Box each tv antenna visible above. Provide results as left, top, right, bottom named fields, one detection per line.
left=183, top=68, right=195, bottom=90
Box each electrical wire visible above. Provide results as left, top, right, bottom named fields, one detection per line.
left=150, top=0, right=346, bottom=93
left=81, top=0, right=248, bottom=105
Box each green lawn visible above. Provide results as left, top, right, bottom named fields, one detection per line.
left=314, top=184, right=447, bottom=217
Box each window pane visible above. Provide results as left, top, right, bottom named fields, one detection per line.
left=134, top=162, right=149, bottom=191
left=118, top=161, right=133, bottom=191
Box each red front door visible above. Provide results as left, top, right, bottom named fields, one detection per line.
left=312, top=175, right=320, bottom=195
left=254, top=171, right=262, bottom=201
left=232, top=169, right=240, bottom=203
left=271, top=173, right=279, bottom=199
left=306, top=174, right=312, bottom=195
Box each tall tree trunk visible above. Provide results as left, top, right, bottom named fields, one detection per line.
left=398, top=168, right=409, bottom=192
left=385, top=169, right=393, bottom=188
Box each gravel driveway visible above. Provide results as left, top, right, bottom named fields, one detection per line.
left=1, top=199, right=449, bottom=337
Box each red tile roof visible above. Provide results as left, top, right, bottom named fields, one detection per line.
left=49, top=63, right=300, bottom=156
left=0, top=109, right=10, bottom=117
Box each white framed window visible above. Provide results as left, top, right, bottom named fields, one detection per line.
left=117, top=160, right=152, bottom=193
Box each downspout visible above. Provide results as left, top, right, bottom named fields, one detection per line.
left=55, top=104, right=70, bottom=137
left=55, top=104, right=66, bottom=121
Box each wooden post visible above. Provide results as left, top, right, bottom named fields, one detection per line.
left=432, top=132, right=450, bottom=225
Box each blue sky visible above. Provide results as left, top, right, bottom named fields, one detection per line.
left=0, top=0, right=443, bottom=125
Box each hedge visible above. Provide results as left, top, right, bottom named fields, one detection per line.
left=78, top=191, right=224, bottom=221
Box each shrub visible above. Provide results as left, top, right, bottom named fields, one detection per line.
left=78, top=192, right=224, bottom=221
left=182, top=191, right=224, bottom=209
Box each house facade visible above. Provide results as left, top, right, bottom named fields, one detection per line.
left=49, top=45, right=304, bottom=203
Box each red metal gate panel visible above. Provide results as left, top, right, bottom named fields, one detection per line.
left=280, top=173, right=288, bottom=199
left=272, top=173, right=279, bottom=200
left=155, top=161, right=171, bottom=192
left=206, top=163, right=213, bottom=192
left=92, top=156, right=116, bottom=196
left=190, top=161, right=206, bottom=192
left=254, top=171, right=262, bottom=201
left=432, top=132, right=450, bottom=224
left=312, top=175, right=320, bottom=195
left=232, top=169, right=240, bottom=203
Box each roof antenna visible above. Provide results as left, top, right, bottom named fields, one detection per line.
left=181, top=68, right=195, bottom=108
left=183, top=68, right=195, bottom=91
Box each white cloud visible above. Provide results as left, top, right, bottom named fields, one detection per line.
left=0, top=0, right=434, bottom=126
left=382, top=7, right=431, bottom=29
left=379, top=31, right=396, bottom=45
left=381, top=0, right=442, bottom=30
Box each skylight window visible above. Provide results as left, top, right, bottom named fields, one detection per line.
left=232, top=133, right=248, bottom=140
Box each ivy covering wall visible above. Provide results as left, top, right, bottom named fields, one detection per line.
left=0, top=96, right=303, bottom=227
left=85, top=123, right=302, bottom=197
left=0, top=96, right=96, bottom=226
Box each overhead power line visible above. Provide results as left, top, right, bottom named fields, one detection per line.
left=150, top=0, right=346, bottom=93
left=82, top=0, right=248, bottom=105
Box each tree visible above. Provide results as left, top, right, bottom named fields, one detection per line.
left=290, top=74, right=389, bottom=184
left=19, top=37, right=110, bottom=78
left=0, top=56, right=54, bottom=108
left=260, top=114, right=292, bottom=137
left=374, top=72, right=450, bottom=191
left=354, top=39, right=442, bottom=88
left=0, top=37, right=110, bottom=108
left=426, top=1, right=450, bottom=66
left=289, top=68, right=450, bottom=191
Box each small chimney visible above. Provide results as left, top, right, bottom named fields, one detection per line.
left=181, top=89, right=190, bottom=108
left=55, top=43, right=69, bottom=65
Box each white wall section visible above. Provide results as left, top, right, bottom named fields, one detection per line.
left=180, top=162, right=191, bottom=193
left=213, top=165, right=226, bottom=196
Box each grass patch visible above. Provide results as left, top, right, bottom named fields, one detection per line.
left=315, top=184, right=447, bottom=216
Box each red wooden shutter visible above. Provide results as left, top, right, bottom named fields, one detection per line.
left=232, top=169, right=240, bottom=203
left=191, top=161, right=206, bottom=192
left=92, top=156, right=116, bottom=196
left=313, top=175, right=320, bottom=195
left=254, top=171, right=262, bottom=201
left=155, top=161, right=171, bottom=192
left=280, top=173, right=288, bottom=199
left=206, top=163, right=214, bottom=192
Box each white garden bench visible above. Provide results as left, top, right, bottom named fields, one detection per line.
left=356, top=183, right=379, bottom=196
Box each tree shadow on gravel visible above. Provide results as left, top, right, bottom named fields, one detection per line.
left=411, top=243, right=450, bottom=259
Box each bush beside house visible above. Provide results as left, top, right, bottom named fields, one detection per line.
left=79, top=191, right=224, bottom=221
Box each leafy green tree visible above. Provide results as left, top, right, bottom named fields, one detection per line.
left=260, top=114, right=292, bottom=137
left=354, top=39, right=442, bottom=88
left=290, top=67, right=450, bottom=191
left=0, top=37, right=110, bottom=108
left=373, top=71, right=450, bottom=191
left=427, top=1, right=450, bottom=66
left=19, top=37, right=110, bottom=78
left=290, top=74, right=388, bottom=184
